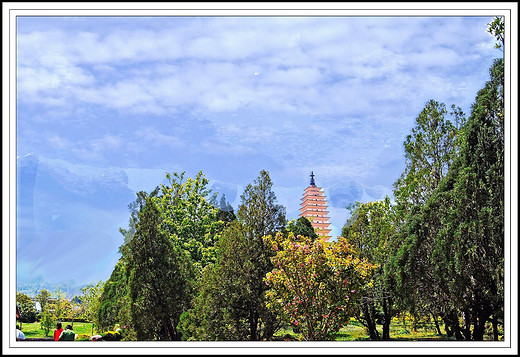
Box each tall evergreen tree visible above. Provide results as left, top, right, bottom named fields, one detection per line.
left=126, top=191, right=195, bottom=340
left=393, top=99, right=465, bottom=210
left=342, top=197, right=397, bottom=340
left=432, top=57, right=504, bottom=340
left=395, top=58, right=504, bottom=340
left=179, top=170, right=286, bottom=341
left=179, top=220, right=253, bottom=340
left=236, top=170, right=286, bottom=340
left=287, top=216, right=319, bottom=241
left=392, top=99, right=466, bottom=332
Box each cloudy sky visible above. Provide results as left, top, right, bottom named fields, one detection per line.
left=11, top=8, right=504, bottom=290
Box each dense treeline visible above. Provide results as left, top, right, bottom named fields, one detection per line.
left=91, top=18, right=506, bottom=341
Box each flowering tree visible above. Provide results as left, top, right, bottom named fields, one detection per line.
left=264, top=233, right=375, bottom=340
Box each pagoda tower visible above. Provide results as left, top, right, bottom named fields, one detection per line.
left=299, top=171, right=332, bottom=241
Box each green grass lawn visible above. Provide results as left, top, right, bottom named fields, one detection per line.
left=272, top=317, right=446, bottom=341
left=18, top=321, right=98, bottom=340
left=18, top=316, right=500, bottom=341
left=275, top=317, right=461, bottom=341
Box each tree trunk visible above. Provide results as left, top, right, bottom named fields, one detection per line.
left=162, top=318, right=178, bottom=341
left=443, top=311, right=464, bottom=340
left=362, top=302, right=380, bottom=340
left=431, top=312, right=443, bottom=336
left=462, top=309, right=471, bottom=340
left=249, top=307, right=258, bottom=341
left=382, top=298, right=392, bottom=340
left=472, top=313, right=488, bottom=341
left=492, top=315, right=499, bottom=341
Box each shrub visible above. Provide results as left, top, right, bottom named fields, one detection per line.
left=76, top=334, right=91, bottom=341
left=102, top=330, right=122, bottom=341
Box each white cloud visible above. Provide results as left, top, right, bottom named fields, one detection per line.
left=16, top=16, right=499, bottom=184
left=134, top=127, right=185, bottom=148
left=17, top=16, right=497, bottom=125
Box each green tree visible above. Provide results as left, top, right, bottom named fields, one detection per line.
left=236, top=170, right=286, bottom=340
left=392, top=99, right=466, bottom=333
left=39, top=310, right=54, bottom=337
left=181, top=171, right=286, bottom=341
left=287, top=216, right=318, bottom=241
left=50, top=289, right=71, bottom=323
left=342, top=197, right=398, bottom=340
left=126, top=190, right=195, bottom=340
left=487, top=16, right=504, bottom=49
left=102, top=171, right=225, bottom=341
left=35, top=289, right=51, bottom=313
left=97, top=259, right=134, bottom=339
left=264, top=233, right=374, bottom=341
left=179, top=220, right=253, bottom=340
left=158, top=171, right=225, bottom=270
left=393, top=99, right=465, bottom=210
left=395, top=58, right=504, bottom=340
left=430, top=58, right=504, bottom=340
left=16, top=292, right=37, bottom=324
left=81, top=281, right=104, bottom=335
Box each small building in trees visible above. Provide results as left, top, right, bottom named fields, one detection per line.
left=299, top=172, right=332, bottom=241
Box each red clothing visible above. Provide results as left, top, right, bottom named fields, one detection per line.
left=54, top=328, right=63, bottom=341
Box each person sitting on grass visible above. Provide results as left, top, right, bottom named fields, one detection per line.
left=58, top=325, right=76, bottom=341
left=54, top=322, right=63, bottom=341
left=16, top=325, right=25, bottom=340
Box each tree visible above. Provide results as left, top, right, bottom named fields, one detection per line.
left=179, top=220, right=254, bottom=341
left=157, top=171, right=225, bottom=269
left=236, top=170, right=286, bottom=340
left=125, top=190, right=195, bottom=340
left=81, top=281, right=104, bottom=335
left=39, top=310, right=54, bottom=337
left=102, top=171, right=227, bottom=341
left=50, top=290, right=74, bottom=327
left=342, top=197, right=398, bottom=340
left=393, top=99, right=465, bottom=210
left=487, top=16, right=504, bottom=49
left=392, top=99, right=466, bottom=334
left=394, top=58, right=504, bottom=340
left=181, top=170, right=287, bottom=341
left=264, top=233, right=375, bottom=341
left=118, top=191, right=148, bottom=248
left=97, top=259, right=134, bottom=339
left=216, top=194, right=237, bottom=224
left=67, top=298, right=83, bottom=329
left=16, top=292, right=37, bottom=324
left=286, top=217, right=318, bottom=241
left=35, top=289, right=51, bottom=313
left=429, top=58, right=504, bottom=340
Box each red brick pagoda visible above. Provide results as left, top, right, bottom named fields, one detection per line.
left=299, top=171, right=332, bottom=241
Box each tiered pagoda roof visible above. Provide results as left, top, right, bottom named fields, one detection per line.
left=299, top=171, right=332, bottom=241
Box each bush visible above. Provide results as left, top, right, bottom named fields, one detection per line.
left=76, top=334, right=91, bottom=341
left=102, top=330, right=122, bottom=341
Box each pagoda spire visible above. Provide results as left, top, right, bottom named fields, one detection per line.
left=300, top=172, right=332, bottom=241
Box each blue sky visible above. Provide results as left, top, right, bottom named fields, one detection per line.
left=13, top=13, right=502, bottom=291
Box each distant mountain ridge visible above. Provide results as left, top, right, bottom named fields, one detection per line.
left=17, top=277, right=86, bottom=299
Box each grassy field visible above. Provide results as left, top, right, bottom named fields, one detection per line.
left=271, top=317, right=447, bottom=341
left=334, top=318, right=447, bottom=341
left=274, top=316, right=500, bottom=341
left=17, top=316, right=500, bottom=341
left=18, top=321, right=99, bottom=340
